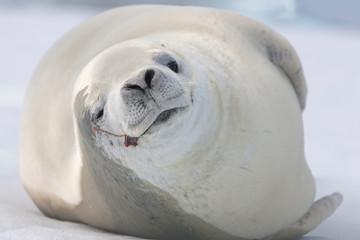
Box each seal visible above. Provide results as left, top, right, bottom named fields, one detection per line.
left=19, top=5, right=342, bottom=240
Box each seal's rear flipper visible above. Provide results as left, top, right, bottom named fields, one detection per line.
left=263, top=193, right=343, bottom=240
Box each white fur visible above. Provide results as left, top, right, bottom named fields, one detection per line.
left=20, top=5, right=341, bottom=240
left=76, top=33, right=314, bottom=238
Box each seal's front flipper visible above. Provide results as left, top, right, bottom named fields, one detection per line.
left=263, top=193, right=343, bottom=240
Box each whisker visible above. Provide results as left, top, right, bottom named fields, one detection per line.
left=91, top=126, right=125, bottom=138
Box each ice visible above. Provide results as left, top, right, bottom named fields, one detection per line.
left=1, top=3, right=359, bottom=240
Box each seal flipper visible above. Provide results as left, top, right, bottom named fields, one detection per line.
left=247, top=20, right=308, bottom=110
left=263, top=193, right=343, bottom=240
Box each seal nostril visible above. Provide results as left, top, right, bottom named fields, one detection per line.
left=124, top=84, right=145, bottom=93
left=145, top=69, right=155, bottom=89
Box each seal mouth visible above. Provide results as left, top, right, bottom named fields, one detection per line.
left=91, top=107, right=185, bottom=147
left=146, top=107, right=181, bottom=129
left=140, top=106, right=186, bottom=136
left=124, top=107, right=184, bottom=147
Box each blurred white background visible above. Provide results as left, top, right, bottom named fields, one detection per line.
left=1, top=0, right=359, bottom=239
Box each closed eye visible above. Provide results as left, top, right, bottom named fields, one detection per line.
left=94, top=108, right=104, bottom=121
left=153, top=51, right=180, bottom=73
left=91, top=105, right=105, bottom=123
left=167, top=60, right=178, bottom=73
left=90, top=97, right=106, bottom=124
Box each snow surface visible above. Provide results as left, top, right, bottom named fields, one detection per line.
left=1, top=3, right=359, bottom=240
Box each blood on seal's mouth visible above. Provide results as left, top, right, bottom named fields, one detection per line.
left=124, top=135, right=139, bottom=147
left=91, top=107, right=183, bottom=148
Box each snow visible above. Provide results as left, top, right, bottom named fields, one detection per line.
left=281, top=27, right=360, bottom=239
left=1, top=3, right=359, bottom=240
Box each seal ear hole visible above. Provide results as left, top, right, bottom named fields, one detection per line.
left=167, top=60, right=178, bottom=73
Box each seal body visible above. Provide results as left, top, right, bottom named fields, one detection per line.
left=20, top=5, right=341, bottom=240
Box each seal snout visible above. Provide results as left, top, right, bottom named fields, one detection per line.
left=122, top=68, right=155, bottom=93
left=117, top=65, right=189, bottom=137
